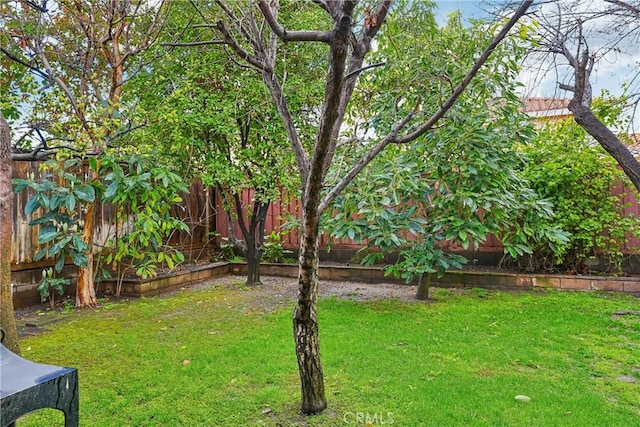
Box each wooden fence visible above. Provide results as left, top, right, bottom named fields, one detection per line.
left=12, top=160, right=640, bottom=272
left=11, top=161, right=215, bottom=271
left=217, top=183, right=640, bottom=260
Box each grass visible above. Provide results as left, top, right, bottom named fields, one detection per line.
left=16, top=284, right=640, bottom=426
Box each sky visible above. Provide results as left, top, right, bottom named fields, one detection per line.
left=433, top=0, right=640, bottom=130
left=433, top=0, right=500, bottom=23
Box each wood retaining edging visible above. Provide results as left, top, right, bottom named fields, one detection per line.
left=232, top=263, right=640, bottom=294
left=12, top=262, right=640, bottom=307
left=99, top=262, right=232, bottom=298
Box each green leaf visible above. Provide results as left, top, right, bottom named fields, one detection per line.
left=75, top=185, right=96, bottom=202
left=12, top=179, right=31, bottom=193
left=73, top=236, right=87, bottom=252
left=347, top=228, right=356, bottom=241
left=38, top=226, right=59, bottom=244
left=66, top=194, right=76, bottom=212
left=88, top=157, right=99, bottom=172
left=64, top=158, right=80, bottom=169
left=24, top=197, right=41, bottom=214
left=29, top=212, right=56, bottom=226
left=104, top=181, right=119, bottom=200
left=34, top=248, right=48, bottom=262
left=71, top=251, right=88, bottom=268
left=166, top=256, right=175, bottom=270
left=55, top=254, right=65, bottom=273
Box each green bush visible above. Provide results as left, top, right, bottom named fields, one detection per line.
left=517, top=113, right=640, bottom=273
left=261, top=231, right=294, bottom=264
left=38, top=268, right=70, bottom=309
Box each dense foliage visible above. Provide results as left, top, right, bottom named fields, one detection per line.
left=324, top=12, right=568, bottom=281
left=129, top=5, right=307, bottom=284
left=12, top=158, right=95, bottom=305
left=99, top=153, right=189, bottom=290
left=516, top=100, right=640, bottom=273
left=13, top=154, right=189, bottom=298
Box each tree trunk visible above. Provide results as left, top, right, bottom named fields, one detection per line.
left=568, top=100, right=640, bottom=192
left=415, top=273, right=432, bottom=300
left=234, top=196, right=269, bottom=287
left=76, top=202, right=97, bottom=307
left=0, top=111, right=20, bottom=354
left=245, top=236, right=262, bottom=286
left=293, top=209, right=327, bottom=414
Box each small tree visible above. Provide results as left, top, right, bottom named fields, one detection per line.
left=183, top=0, right=534, bottom=414
left=141, top=18, right=299, bottom=285
left=99, top=153, right=189, bottom=295
left=325, top=13, right=568, bottom=297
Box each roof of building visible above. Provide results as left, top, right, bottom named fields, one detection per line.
left=521, top=97, right=571, bottom=119
left=521, top=97, right=571, bottom=113
left=628, top=134, right=640, bottom=157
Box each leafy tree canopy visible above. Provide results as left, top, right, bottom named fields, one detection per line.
left=324, top=10, right=568, bottom=280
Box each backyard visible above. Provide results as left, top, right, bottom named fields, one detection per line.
left=4, top=1, right=640, bottom=425
left=15, top=276, right=640, bottom=426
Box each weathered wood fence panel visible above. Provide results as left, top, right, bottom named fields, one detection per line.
left=11, top=161, right=214, bottom=271
left=214, top=188, right=364, bottom=256
left=217, top=183, right=640, bottom=260
left=13, top=160, right=640, bottom=271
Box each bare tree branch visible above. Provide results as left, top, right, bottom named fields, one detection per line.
left=558, top=82, right=575, bottom=92
left=11, top=142, right=85, bottom=161
left=215, top=20, right=270, bottom=72
left=162, top=40, right=225, bottom=47
left=261, top=70, right=310, bottom=185
left=604, top=0, right=640, bottom=15
left=21, top=0, right=47, bottom=12
left=569, top=100, right=640, bottom=191
left=0, top=47, right=49, bottom=81
left=344, top=62, right=386, bottom=81
left=257, top=0, right=332, bottom=42
left=311, top=0, right=330, bottom=15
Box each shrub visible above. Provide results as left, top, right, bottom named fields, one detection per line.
left=516, top=114, right=640, bottom=273
left=261, top=231, right=294, bottom=264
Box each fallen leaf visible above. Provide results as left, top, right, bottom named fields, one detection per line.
left=182, top=359, right=191, bottom=366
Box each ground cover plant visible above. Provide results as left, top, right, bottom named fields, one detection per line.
left=16, top=282, right=640, bottom=426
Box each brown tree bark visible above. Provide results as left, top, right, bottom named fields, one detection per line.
left=287, top=3, right=357, bottom=413
left=233, top=194, right=269, bottom=286
left=0, top=111, right=20, bottom=354
left=76, top=202, right=97, bottom=308
left=294, top=208, right=326, bottom=414
left=415, top=273, right=432, bottom=300
left=568, top=101, right=640, bottom=193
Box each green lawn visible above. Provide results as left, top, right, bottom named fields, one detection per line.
left=16, top=284, right=640, bottom=426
